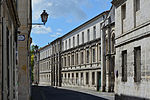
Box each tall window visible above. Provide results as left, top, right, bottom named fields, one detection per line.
left=65, top=40, right=67, bottom=50
left=69, top=39, right=71, bottom=48
left=62, top=42, right=64, bottom=51
left=61, top=58, right=63, bottom=67
left=121, top=4, right=126, bottom=20
left=93, top=26, right=96, bottom=39
left=135, top=0, right=140, bottom=11
left=76, top=53, right=78, bottom=65
left=82, top=32, right=84, bottom=44
left=72, top=55, right=74, bottom=65
left=73, top=37, right=75, bottom=47
left=81, top=52, right=84, bottom=64
left=122, top=50, right=127, bottom=82
left=76, top=73, right=78, bottom=84
left=68, top=56, right=70, bottom=66
left=68, top=73, right=70, bottom=78
left=86, top=72, right=89, bottom=84
left=92, top=49, right=96, bottom=62
left=99, top=46, right=101, bottom=61
left=86, top=50, right=89, bottom=63
left=92, top=72, right=95, bottom=85
left=77, top=34, right=79, bottom=46
left=64, top=57, right=67, bottom=66
left=134, top=46, right=141, bottom=82
left=81, top=73, right=83, bottom=78
left=87, top=29, right=90, bottom=41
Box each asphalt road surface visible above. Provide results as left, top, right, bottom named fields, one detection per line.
left=31, top=86, right=108, bottom=100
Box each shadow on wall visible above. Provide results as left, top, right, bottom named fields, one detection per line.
left=31, top=86, right=108, bottom=100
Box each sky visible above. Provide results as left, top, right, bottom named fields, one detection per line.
left=31, top=0, right=112, bottom=47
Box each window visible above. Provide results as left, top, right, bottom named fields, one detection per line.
left=93, top=49, right=96, bottom=62
left=121, top=4, right=126, bottom=20
left=134, top=46, right=141, bottom=82
left=82, top=32, right=84, bottom=44
left=69, top=39, right=71, bottom=48
left=68, top=73, right=70, bottom=78
left=72, top=73, right=74, bottom=78
left=81, top=52, right=84, bottom=64
left=86, top=72, right=89, bottom=84
left=73, top=37, right=75, bottom=47
left=61, top=58, right=63, bottom=67
left=72, top=55, right=74, bottom=65
left=87, top=29, right=90, bottom=41
left=76, top=73, right=78, bottom=84
left=86, top=50, right=89, bottom=63
left=81, top=73, right=83, bottom=78
left=68, top=56, right=70, bottom=66
left=99, top=46, right=101, bottom=61
left=93, top=26, right=96, bottom=39
left=65, top=40, right=67, bottom=49
left=122, top=50, right=127, bottom=82
left=77, top=34, right=79, bottom=46
left=76, top=53, right=79, bottom=65
left=76, top=73, right=78, bottom=78
left=62, top=42, right=64, bottom=50
left=92, top=72, right=95, bottom=85
left=135, top=0, right=140, bottom=11
left=64, top=57, right=67, bottom=66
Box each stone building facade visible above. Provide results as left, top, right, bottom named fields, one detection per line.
left=112, top=0, right=150, bottom=99
left=17, top=0, right=32, bottom=99
left=0, top=0, right=20, bottom=100
left=39, top=44, right=52, bottom=85
left=51, top=38, right=62, bottom=87
left=61, top=11, right=109, bottom=91
left=38, top=38, right=62, bottom=87
left=101, top=6, right=115, bottom=92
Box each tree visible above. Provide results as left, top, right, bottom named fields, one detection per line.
left=30, top=45, right=39, bottom=82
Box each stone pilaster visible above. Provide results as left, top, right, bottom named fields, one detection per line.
left=101, top=25, right=106, bottom=92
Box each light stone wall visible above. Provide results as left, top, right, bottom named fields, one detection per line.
left=62, top=15, right=105, bottom=51
left=114, top=0, right=150, bottom=99
left=61, top=12, right=108, bottom=91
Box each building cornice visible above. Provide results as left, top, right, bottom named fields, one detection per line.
left=112, top=0, right=127, bottom=8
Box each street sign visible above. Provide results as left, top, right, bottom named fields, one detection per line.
left=18, top=35, right=25, bottom=41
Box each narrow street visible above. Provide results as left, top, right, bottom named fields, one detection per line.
left=31, top=86, right=113, bottom=100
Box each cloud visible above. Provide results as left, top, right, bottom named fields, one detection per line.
left=50, top=32, right=62, bottom=37
left=32, top=25, right=52, bottom=34
left=32, top=0, right=90, bottom=21
left=57, top=28, right=62, bottom=32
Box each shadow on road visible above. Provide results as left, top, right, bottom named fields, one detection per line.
left=31, top=86, right=108, bottom=100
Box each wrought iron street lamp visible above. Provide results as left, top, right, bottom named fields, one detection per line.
left=41, top=10, right=48, bottom=25
left=31, top=10, right=49, bottom=25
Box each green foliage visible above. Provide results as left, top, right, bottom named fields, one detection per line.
left=30, top=45, right=39, bottom=82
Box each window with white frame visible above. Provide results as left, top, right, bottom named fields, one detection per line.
left=87, top=29, right=90, bottom=42
left=82, top=32, right=84, bottom=44
left=93, top=26, right=96, bottom=39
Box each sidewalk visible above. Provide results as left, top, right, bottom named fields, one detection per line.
left=58, top=86, right=115, bottom=100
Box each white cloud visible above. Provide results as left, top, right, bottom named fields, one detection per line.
left=32, top=0, right=90, bottom=22
left=32, top=25, right=52, bottom=34
left=50, top=32, right=62, bottom=37
left=57, top=28, right=62, bottom=32
left=56, top=32, right=62, bottom=35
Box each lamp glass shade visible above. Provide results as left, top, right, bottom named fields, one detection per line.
left=41, top=10, right=48, bottom=24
